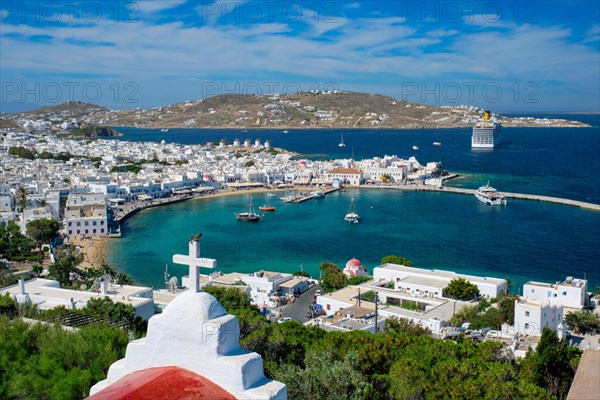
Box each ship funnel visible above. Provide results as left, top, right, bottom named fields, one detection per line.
left=484, top=110, right=491, bottom=122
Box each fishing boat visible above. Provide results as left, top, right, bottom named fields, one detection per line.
left=475, top=181, right=507, bottom=206
left=235, top=197, right=262, bottom=221
left=433, top=142, right=442, bottom=147
left=344, top=198, right=360, bottom=223
left=338, top=134, right=346, bottom=147
left=259, top=196, right=276, bottom=212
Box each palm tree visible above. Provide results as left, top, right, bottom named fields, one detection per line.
left=15, top=186, right=28, bottom=213
left=98, top=262, right=117, bottom=279
left=116, top=273, right=133, bottom=286
left=565, top=310, right=600, bottom=334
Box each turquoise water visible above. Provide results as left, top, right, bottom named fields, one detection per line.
left=106, top=189, right=600, bottom=291
left=107, top=114, right=600, bottom=290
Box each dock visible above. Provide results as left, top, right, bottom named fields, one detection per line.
left=292, top=187, right=340, bottom=203
left=364, top=185, right=600, bottom=211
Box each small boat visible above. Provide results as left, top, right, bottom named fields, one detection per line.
left=235, top=197, right=263, bottom=221
left=338, top=134, right=346, bottom=147
left=160, top=128, right=169, bottom=132
left=433, top=142, right=442, bottom=147
left=475, top=181, right=507, bottom=206
left=311, top=190, right=324, bottom=199
left=259, top=206, right=276, bottom=212
left=344, top=198, right=360, bottom=223
left=412, top=145, right=419, bottom=150
left=243, top=127, right=248, bottom=135
left=282, top=130, right=289, bottom=134
left=280, top=195, right=295, bottom=203
left=267, top=193, right=277, bottom=197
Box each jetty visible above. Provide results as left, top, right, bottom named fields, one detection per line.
left=292, top=187, right=340, bottom=203
left=365, top=185, right=600, bottom=212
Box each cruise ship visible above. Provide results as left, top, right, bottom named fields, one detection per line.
left=472, top=111, right=501, bottom=148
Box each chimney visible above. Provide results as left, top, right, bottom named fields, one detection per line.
left=101, top=274, right=110, bottom=295
left=18, top=275, right=26, bottom=295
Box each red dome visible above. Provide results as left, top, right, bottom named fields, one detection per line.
left=346, top=258, right=362, bottom=268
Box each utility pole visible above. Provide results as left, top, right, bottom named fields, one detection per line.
left=374, top=292, right=379, bottom=334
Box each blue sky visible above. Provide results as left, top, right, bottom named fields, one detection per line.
left=1, top=0, right=599, bottom=111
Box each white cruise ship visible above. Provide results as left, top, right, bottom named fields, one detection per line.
left=472, top=111, right=501, bottom=148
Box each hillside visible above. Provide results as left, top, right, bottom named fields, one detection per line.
left=0, top=92, right=590, bottom=132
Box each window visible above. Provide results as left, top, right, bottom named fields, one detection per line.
left=531, top=288, right=535, bottom=293
left=93, top=221, right=97, bottom=226
left=100, top=221, right=104, bottom=226
left=77, top=230, right=80, bottom=234
left=68, top=222, right=72, bottom=227
left=326, top=304, right=330, bottom=311
left=68, top=230, right=72, bottom=235
left=100, top=229, right=104, bottom=233
left=85, top=221, right=89, bottom=226
left=77, top=222, right=81, bottom=227
left=93, top=229, right=96, bottom=234
left=562, top=291, right=567, bottom=296
left=525, top=311, right=530, bottom=317
left=547, top=291, right=552, bottom=297
left=525, top=323, right=529, bottom=329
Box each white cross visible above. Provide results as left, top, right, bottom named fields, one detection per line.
left=172, top=233, right=216, bottom=292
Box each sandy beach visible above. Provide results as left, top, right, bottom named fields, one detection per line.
left=67, top=236, right=111, bottom=270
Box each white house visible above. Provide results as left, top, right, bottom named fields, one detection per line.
left=523, top=277, right=588, bottom=309
left=373, top=264, right=507, bottom=299
left=64, top=192, right=108, bottom=237
left=343, top=258, right=369, bottom=278
left=513, top=299, right=565, bottom=339
left=327, top=168, right=363, bottom=186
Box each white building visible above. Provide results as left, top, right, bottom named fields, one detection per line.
left=523, top=277, right=588, bottom=309
left=1, top=277, right=155, bottom=320
left=327, top=167, right=363, bottom=186
left=64, top=192, right=108, bottom=237
left=343, top=258, right=369, bottom=278
left=373, top=264, right=507, bottom=299
left=513, top=299, right=565, bottom=339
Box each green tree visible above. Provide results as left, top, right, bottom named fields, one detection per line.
left=444, top=277, right=480, bottom=301
left=26, top=218, right=60, bottom=245
left=244, top=160, right=255, bottom=168
left=533, top=327, right=581, bottom=399
left=203, top=286, right=258, bottom=313
left=384, top=317, right=431, bottom=336
left=380, top=254, right=413, bottom=267
left=31, top=264, right=43, bottom=276
left=565, top=310, right=600, bottom=334
left=498, top=295, right=517, bottom=325
left=293, top=271, right=310, bottom=278
left=0, top=293, right=17, bottom=318
left=319, top=261, right=347, bottom=293
left=115, top=273, right=133, bottom=286
left=98, top=263, right=117, bottom=279
left=15, top=186, right=28, bottom=213
left=48, top=253, right=83, bottom=285
left=8, top=146, right=35, bottom=160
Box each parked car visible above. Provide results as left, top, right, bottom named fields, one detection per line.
left=315, top=289, right=322, bottom=296
left=278, top=317, right=292, bottom=323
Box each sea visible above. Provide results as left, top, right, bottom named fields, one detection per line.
left=104, top=114, right=600, bottom=291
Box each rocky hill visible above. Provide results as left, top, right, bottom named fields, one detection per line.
left=0, top=92, right=590, bottom=132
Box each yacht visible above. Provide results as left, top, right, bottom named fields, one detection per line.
left=412, top=145, right=419, bottom=150
left=344, top=198, right=360, bottom=223
left=433, top=142, right=442, bottom=147
left=338, top=134, right=346, bottom=147
left=475, top=181, right=507, bottom=206
left=472, top=111, right=501, bottom=148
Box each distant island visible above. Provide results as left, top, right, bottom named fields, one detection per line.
left=0, top=92, right=590, bottom=133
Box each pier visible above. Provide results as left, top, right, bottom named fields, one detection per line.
left=292, top=187, right=340, bottom=203
left=364, top=185, right=600, bottom=211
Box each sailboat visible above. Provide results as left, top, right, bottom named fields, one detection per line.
left=344, top=198, right=360, bottom=223
left=235, top=196, right=262, bottom=222
left=338, top=134, right=346, bottom=147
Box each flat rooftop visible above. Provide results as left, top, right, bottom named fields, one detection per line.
left=399, top=275, right=447, bottom=289
left=1, top=278, right=152, bottom=309
left=376, top=264, right=506, bottom=286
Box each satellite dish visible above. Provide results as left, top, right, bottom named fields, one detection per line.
left=80, top=284, right=87, bottom=290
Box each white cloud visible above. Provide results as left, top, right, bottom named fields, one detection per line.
left=135, top=0, right=189, bottom=15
